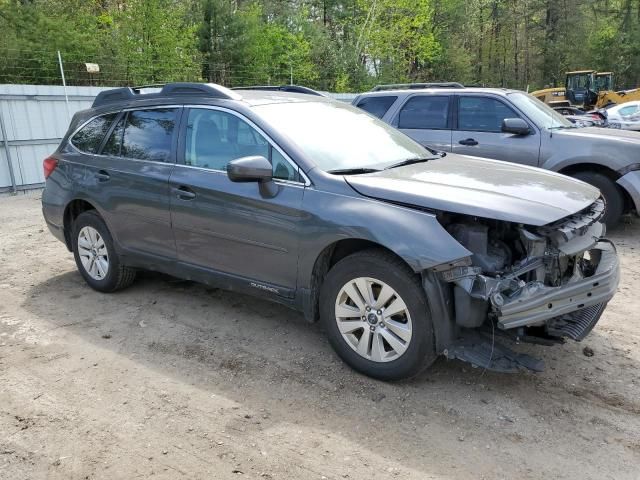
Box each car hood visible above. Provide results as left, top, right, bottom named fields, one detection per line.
left=344, top=154, right=600, bottom=226
left=553, top=126, right=640, bottom=143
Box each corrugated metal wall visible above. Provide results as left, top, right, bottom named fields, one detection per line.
left=0, top=84, right=356, bottom=194
left=0, top=85, right=110, bottom=193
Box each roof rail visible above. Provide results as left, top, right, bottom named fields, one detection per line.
left=371, top=82, right=465, bottom=92
left=231, top=85, right=326, bottom=97
left=92, top=82, right=241, bottom=108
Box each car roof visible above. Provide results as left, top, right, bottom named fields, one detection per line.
left=90, top=83, right=331, bottom=110
left=357, top=87, right=519, bottom=97
left=235, top=90, right=331, bottom=106
left=611, top=101, right=640, bottom=110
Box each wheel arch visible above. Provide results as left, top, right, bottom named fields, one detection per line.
left=303, top=239, right=416, bottom=324
left=62, top=198, right=101, bottom=251
left=558, top=162, right=621, bottom=181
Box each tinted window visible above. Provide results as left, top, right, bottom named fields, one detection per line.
left=458, top=97, right=519, bottom=132
left=356, top=96, right=397, bottom=119
left=398, top=96, right=449, bottom=129
left=71, top=113, right=118, bottom=153
left=102, top=115, right=125, bottom=156
left=120, top=108, right=178, bottom=162
left=185, top=108, right=300, bottom=182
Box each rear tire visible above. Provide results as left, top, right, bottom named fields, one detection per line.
left=570, top=171, right=624, bottom=228
left=72, top=210, right=136, bottom=292
left=319, top=249, right=436, bottom=381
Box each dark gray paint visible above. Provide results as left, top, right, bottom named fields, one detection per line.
left=41, top=89, right=616, bottom=349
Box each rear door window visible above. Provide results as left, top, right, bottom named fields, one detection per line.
left=457, top=96, right=519, bottom=132
left=397, top=96, right=450, bottom=129
left=120, top=108, right=179, bottom=162
left=355, top=96, right=397, bottom=119
left=71, top=113, right=118, bottom=153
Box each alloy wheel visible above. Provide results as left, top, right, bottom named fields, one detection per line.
left=334, top=277, right=412, bottom=362
left=77, top=226, right=109, bottom=280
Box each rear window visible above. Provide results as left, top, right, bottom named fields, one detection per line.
left=397, top=96, right=450, bottom=129
left=101, top=108, right=179, bottom=161
left=70, top=113, right=118, bottom=153
left=355, top=96, right=397, bottom=119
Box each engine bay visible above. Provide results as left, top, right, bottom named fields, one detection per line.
left=437, top=198, right=609, bottom=333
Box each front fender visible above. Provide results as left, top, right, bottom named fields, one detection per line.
left=297, top=189, right=471, bottom=290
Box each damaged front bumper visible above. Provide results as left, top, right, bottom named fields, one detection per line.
left=495, top=241, right=619, bottom=330
left=442, top=232, right=619, bottom=339
left=436, top=199, right=619, bottom=371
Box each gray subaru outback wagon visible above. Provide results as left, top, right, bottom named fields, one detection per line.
left=42, top=83, right=620, bottom=380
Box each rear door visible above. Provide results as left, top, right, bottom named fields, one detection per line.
left=87, top=106, right=180, bottom=260
left=169, top=106, right=305, bottom=296
left=451, top=95, right=540, bottom=166
left=391, top=94, right=453, bottom=152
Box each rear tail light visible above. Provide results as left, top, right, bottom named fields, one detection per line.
left=43, top=156, right=58, bottom=179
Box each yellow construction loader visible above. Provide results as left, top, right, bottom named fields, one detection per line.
left=532, top=70, right=640, bottom=109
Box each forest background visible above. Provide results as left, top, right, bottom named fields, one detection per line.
left=1, top=0, right=639, bottom=92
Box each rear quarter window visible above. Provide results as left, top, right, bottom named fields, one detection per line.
left=70, top=113, right=118, bottom=153
left=355, top=96, right=397, bottom=119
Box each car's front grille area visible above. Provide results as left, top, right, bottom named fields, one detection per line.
left=537, top=198, right=605, bottom=243
left=546, top=302, right=607, bottom=341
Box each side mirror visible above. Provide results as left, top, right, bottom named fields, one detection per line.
left=227, top=156, right=273, bottom=183
left=502, top=118, right=530, bottom=135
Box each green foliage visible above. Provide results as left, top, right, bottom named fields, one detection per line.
left=1, top=0, right=640, bottom=91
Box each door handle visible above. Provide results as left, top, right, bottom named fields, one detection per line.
left=458, top=138, right=478, bottom=146
left=95, top=170, right=110, bottom=182
left=172, top=186, right=196, bottom=200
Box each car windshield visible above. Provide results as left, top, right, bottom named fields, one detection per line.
left=508, top=92, right=574, bottom=130
left=253, top=101, right=433, bottom=172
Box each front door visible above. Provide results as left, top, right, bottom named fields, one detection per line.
left=169, top=107, right=305, bottom=295
left=451, top=95, right=541, bottom=167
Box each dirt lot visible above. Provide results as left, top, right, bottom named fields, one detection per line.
left=0, top=193, right=639, bottom=480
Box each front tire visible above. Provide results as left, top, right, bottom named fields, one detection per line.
left=72, top=210, right=136, bottom=292
left=319, top=249, right=436, bottom=380
left=570, top=171, right=624, bottom=228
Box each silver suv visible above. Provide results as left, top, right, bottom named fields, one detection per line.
left=353, top=84, right=640, bottom=226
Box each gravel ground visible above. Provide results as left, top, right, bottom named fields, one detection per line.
left=0, top=193, right=639, bottom=480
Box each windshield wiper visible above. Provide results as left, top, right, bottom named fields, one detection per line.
left=383, top=157, right=433, bottom=170
left=327, top=167, right=381, bottom=175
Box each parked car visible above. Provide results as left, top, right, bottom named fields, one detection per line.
left=563, top=115, right=598, bottom=127
left=553, top=106, right=605, bottom=127
left=605, top=101, right=640, bottom=131
left=42, top=83, right=619, bottom=380
left=353, top=85, right=640, bottom=227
